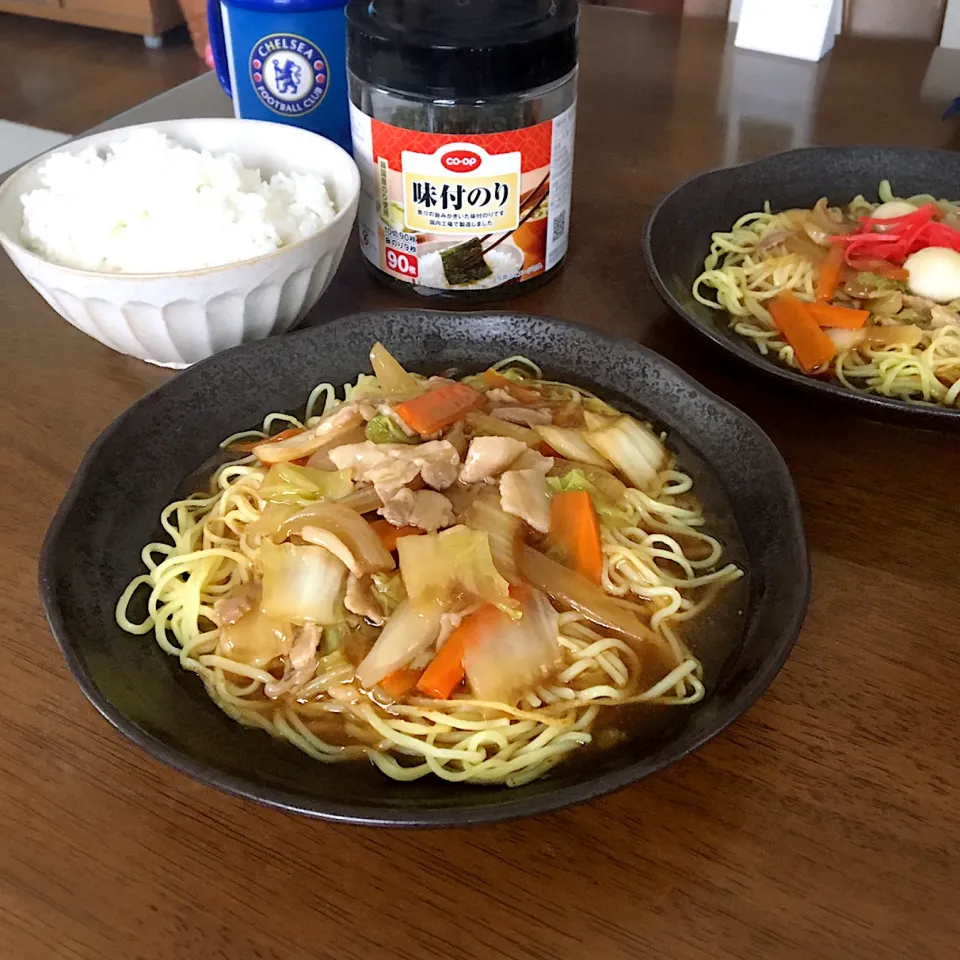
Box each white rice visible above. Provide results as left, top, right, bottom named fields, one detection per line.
left=417, top=247, right=520, bottom=290
left=19, top=129, right=337, bottom=273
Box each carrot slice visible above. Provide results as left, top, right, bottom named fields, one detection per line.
left=806, top=303, right=869, bottom=330
left=416, top=634, right=467, bottom=700
left=416, top=605, right=500, bottom=700
left=369, top=519, right=423, bottom=553
left=482, top=368, right=541, bottom=404
left=483, top=369, right=512, bottom=389
left=394, top=383, right=485, bottom=435
left=817, top=244, right=845, bottom=301
left=229, top=428, right=302, bottom=453
left=380, top=667, right=422, bottom=700
left=549, top=490, right=604, bottom=585
left=768, top=293, right=837, bottom=373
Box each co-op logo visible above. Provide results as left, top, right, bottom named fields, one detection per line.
left=249, top=34, right=329, bottom=117
left=441, top=149, right=483, bottom=173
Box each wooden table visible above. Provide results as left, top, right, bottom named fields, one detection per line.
left=2, top=9, right=958, bottom=959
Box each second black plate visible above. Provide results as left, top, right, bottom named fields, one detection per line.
left=643, top=145, right=960, bottom=428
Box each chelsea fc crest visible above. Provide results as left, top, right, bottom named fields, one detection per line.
left=250, top=33, right=329, bottom=117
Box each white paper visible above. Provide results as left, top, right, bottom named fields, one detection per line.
left=729, top=0, right=841, bottom=31
left=735, top=0, right=841, bottom=62
left=941, top=0, right=960, bottom=48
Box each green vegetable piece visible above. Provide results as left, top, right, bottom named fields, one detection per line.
left=857, top=271, right=907, bottom=293
left=259, top=463, right=353, bottom=505
left=547, top=470, right=631, bottom=528
left=370, top=571, right=407, bottom=619
left=365, top=414, right=418, bottom=445
left=321, top=622, right=349, bottom=656
left=546, top=469, right=597, bottom=496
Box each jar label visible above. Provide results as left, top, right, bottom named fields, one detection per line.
left=350, top=102, right=576, bottom=292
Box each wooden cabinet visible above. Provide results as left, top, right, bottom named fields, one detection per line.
left=0, top=0, right=184, bottom=40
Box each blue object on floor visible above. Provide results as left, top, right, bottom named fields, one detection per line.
left=208, top=0, right=351, bottom=153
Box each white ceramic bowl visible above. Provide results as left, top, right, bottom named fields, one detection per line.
left=0, top=118, right=360, bottom=368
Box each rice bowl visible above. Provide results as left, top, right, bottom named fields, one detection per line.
left=20, top=129, right=339, bottom=275
left=0, top=118, right=360, bottom=368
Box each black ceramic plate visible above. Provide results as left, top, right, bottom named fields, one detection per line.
left=40, top=311, right=808, bottom=826
left=644, top=145, right=960, bottom=427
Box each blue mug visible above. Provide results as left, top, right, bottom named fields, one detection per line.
left=208, top=0, right=352, bottom=152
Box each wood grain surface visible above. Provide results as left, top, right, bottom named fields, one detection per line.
left=1, top=9, right=958, bottom=959
left=0, top=12, right=203, bottom=134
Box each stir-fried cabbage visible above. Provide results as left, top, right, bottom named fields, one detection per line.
left=534, top=425, right=612, bottom=468
left=585, top=416, right=668, bottom=491
left=356, top=598, right=442, bottom=688
left=583, top=410, right=615, bottom=432
left=260, top=540, right=346, bottom=625
left=218, top=610, right=293, bottom=667
left=370, top=571, right=407, bottom=618
left=258, top=463, right=354, bottom=505
left=857, top=271, right=907, bottom=294
left=365, top=414, right=418, bottom=445
left=462, top=588, right=561, bottom=703
left=397, top=525, right=517, bottom=616
left=336, top=485, right=383, bottom=515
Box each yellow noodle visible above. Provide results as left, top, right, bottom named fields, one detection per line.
left=694, top=181, right=960, bottom=407
left=116, top=365, right=743, bottom=786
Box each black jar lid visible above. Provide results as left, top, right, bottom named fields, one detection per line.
left=346, top=0, right=579, bottom=101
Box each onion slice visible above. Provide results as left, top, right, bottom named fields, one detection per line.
left=463, top=497, right=523, bottom=585
left=520, top=544, right=655, bottom=650
left=253, top=406, right=364, bottom=464
left=370, top=342, right=420, bottom=395
left=257, top=502, right=395, bottom=574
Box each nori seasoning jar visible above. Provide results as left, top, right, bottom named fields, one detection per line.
left=346, top=0, right=579, bottom=301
